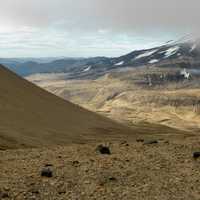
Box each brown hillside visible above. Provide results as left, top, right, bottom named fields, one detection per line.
left=0, top=65, right=189, bottom=149
left=0, top=65, right=136, bottom=149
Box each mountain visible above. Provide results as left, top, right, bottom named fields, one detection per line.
left=1, top=57, right=111, bottom=76
left=2, top=37, right=200, bottom=79
left=0, top=64, right=139, bottom=149
left=111, top=38, right=200, bottom=69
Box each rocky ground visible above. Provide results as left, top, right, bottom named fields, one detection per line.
left=1, top=136, right=200, bottom=200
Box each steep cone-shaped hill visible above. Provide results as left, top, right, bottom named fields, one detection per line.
left=0, top=65, right=135, bottom=149
left=0, top=65, right=189, bottom=149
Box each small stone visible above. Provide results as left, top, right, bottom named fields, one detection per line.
left=44, top=164, right=53, bottom=167
left=72, top=160, right=80, bottom=167
left=41, top=168, right=53, bottom=177
left=108, top=177, right=117, bottom=182
left=136, top=139, right=144, bottom=142
left=58, top=188, right=66, bottom=195
left=143, top=140, right=158, bottom=145
left=193, top=152, right=200, bottom=159
left=57, top=182, right=66, bottom=195
left=1, top=192, right=9, bottom=198
left=96, top=145, right=111, bottom=155
left=120, top=141, right=129, bottom=146
left=29, top=188, right=40, bottom=195
left=120, top=141, right=127, bottom=145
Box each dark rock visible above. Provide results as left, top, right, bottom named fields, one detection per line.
left=44, top=164, right=53, bottom=167
left=57, top=182, right=66, bottom=195
left=99, top=176, right=117, bottom=186
left=29, top=188, right=40, bottom=195
left=143, top=140, right=158, bottom=145
left=136, top=139, right=144, bottom=142
left=193, top=152, right=200, bottom=159
left=120, top=141, right=127, bottom=145
left=96, top=145, right=111, bottom=155
left=58, top=190, right=66, bottom=195
left=1, top=192, right=9, bottom=198
left=120, top=141, right=129, bottom=146
left=108, top=177, right=117, bottom=182
left=72, top=160, right=80, bottom=167
left=41, top=168, right=53, bottom=178
left=58, top=188, right=66, bottom=195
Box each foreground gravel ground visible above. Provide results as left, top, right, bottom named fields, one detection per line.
left=0, top=137, right=200, bottom=200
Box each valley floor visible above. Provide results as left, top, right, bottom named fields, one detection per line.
left=27, top=68, right=200, bottom=134
left=1, top=136, right=200, bottom=200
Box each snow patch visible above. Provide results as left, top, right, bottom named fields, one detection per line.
left=190, top=44, right=196, bottom=52
left=164, top=46, right=180, bottom=58
left=135, top=49, right=157, bottom=60
left=148, top=59, right=159, bottom=64
left=180, top=68, right=190, bottom=79
left=83, top=66, right=91, bottom=72
left=114, top=61, right=124, bottom=66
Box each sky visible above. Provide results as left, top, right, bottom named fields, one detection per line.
left=0, top=0, right=199, bottom=58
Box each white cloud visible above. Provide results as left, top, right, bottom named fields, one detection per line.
left=0, top=0, right=191, bottom=57
left=0, top=25, right=181, bottom=57
left=0, top=0, right=199, bottom=32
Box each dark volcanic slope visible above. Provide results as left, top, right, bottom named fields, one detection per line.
left=0, top=65, right=136, bottom=149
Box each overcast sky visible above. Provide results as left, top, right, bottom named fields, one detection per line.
left=0, top=0, right=199, bottom=58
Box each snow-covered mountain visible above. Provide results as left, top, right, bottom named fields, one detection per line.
left=111, top=37, right=200, bottom=68
left=2, top=36, right=200, bottom=78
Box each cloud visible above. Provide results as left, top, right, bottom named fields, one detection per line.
left=0, top=26, right=179, bottom=57
left=0, top=0, right=198, bottom=57
left=0, top=0, right=199, bottom=33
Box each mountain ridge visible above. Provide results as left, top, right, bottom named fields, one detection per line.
left=2, top=37, right=200, bottom=79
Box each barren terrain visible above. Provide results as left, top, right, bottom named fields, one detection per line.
left=27, top=66, right=200, bottom=133
left=1, top=137, right=200, bottom=200
left=0, top=65, right=139, bottom=149
left=0, top=64, right=200, bottom=200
